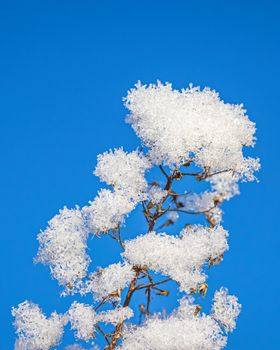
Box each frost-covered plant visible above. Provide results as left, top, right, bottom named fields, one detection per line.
left=35, top=207, right=91, bottom=287
left=12, top=81, right=259, bottom=349
left=12, top=301, right=65, bottom=350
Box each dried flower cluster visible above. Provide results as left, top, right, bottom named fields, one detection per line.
left=12, top=81, right=259, bottom=349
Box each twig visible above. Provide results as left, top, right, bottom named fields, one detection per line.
left=168, top=206, right=216, bottom=215
left=135, top=278, right=172, bottom=291
left=159, top=165, right=169, bottom=179
left=96, top=323, right=110, bottom=345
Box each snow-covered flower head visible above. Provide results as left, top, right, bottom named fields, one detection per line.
left=123, top=226, right=228, bottom=292
left=82, top=189, right=135, bottom=233
left=147, top=185, right=168, bottom=204
left=64, top=346, right=85, bottom=350
left=125, top=81, right=259, bottom=180
left=35, top=207, right=90, bottom=287
left=94, top=148, right=150, bottom=201
left=208, top=172, right=240, bottom=199
left=98, top=306, right=134, bottom=325
left=64, top=345, right=99, bottom=350
left=64, top=344, right=99, bottom=350
left=166, top=211, right=179, bottom=223
left=12, top=301, right=64, bottom=350
left=118, top=298, right=227, bottom=350
left=212, top=287, right=241, bottom=333
left=80, top=263, right=135, bottom=301
left=67, top=302, right=97, bottom=342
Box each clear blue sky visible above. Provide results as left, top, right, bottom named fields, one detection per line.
left=0, top=1, right=279, bottom=349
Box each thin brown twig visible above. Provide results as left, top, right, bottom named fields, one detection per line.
left=159, top=165, right=169, bottom=179
left=135, top=278, right=172, bottom=291
left=96, top=323, right=110, bottom=345
left=168, top=206, right=216, bottom=215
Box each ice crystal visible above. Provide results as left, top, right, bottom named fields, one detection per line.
left=35, top=207, right=90, bottom=287
left=118, top=298, right=227, bottom=350
left=98, top=307, right=134, bottom=325
left=166, top=211, right=179, bottom=222
left=83, top=189, right=135, bottom=233
left=208, top=172, right=240, bottom=199
left=184, top=191, right=223, bottom=224
left=67, top=302, right=97, bottom=342
left=64, top=346, right=99, bottom=350
left=12, top=301, right=64, bottom=350
left=80, top=263, right=135, bottom=301
left=94, top=148, right=150, bottom=201
left=123, top=226, right=228, bottom=291
left=147, top=185, right=168, bottom=204
left=125, top=81, right=259, bottom=179
left=212, top=287, right=241, bottom=332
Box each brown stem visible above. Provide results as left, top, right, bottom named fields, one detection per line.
left=146, top=287, right=151, bottom=314
left=135, top=278, right=172, bottom=291
left=168, top=206, right=216, bottom=215
left=108, top=272, right=140, bottom=349
left=159, top=165, right=169, bottom=179
left=94, top=297, right=108, bottom=312
left=96, top=323, right=110, bottom=345
left=106, top=162, right=225, bottom=348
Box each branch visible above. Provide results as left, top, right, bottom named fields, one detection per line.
left=135, top=278, right=172, bottom=291
left=159, top=165, right=169, bottom=179
left=168, top=206, right=216, bottom=215
left=96, top=323, right=110, bottom=345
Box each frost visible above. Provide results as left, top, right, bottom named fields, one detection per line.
left=184, top=172, right=244, bottom=224
left=67, top=302, right=97, bottom=342
left=98, top=307, right=134, bottom=325
left=118, top=298, right=227, bottom=350
left=212, top=287, right=241, bottom=332
left=35, top=207, right=90, bottom=287
left=80, top=263, right=135, bottom=301
left=125, top=81, right=259, bottom=180
left=85, top=149, right=150, bottom=233
left=184, top=191, right=223, bottom=224
left=147, top=185, right=168, bottom=204
left=83, top=189, right=135, bottom=233
left=94, top=148, right=150, bottom=201
left=185, top=191, right=216, bottom=212
left=64, top=346, right=99, bottom=350
left=12, top=301, right=64, bottom=350
left=64, top=346, right=85, bottom=350
left=208, top=172, right=240, bottom=199
left=123, top=226, right=228, bottom=292
left=166, top=211, right=179, bottom=222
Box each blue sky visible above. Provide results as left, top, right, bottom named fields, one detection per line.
left=0, top=0, right=279, bottom=348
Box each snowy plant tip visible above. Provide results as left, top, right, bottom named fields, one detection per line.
left=64, top=346, right=99, bottom=350
left=94, top=148, right=150, bottom=198
left=122, top=225, right=228, bottom=292
left=98, top=306, right=134, bottom=325
left=78, top=262, right=135, bottom=301
left=212, top=287, right=241, bottom=333
left=12, top=301, right=64, bottom=350
left=125, top=81, right=260, bottom=180
left=68, top=302, right=97, bottom=342
left=67, top=303, right=133, bottom=340
left=35, top=207, right=90, bottom=288
left=13, top=290, right=239, bottom=350
left=118, top=289, right=240, bottom=350
left=83, top=148, right=150, bottom=233
left=82, top=189, right=135, bottom=233
left=12, top=301, right=133, bottom=349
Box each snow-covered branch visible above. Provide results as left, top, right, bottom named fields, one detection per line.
left=12, top=81, right=259, bottom=349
